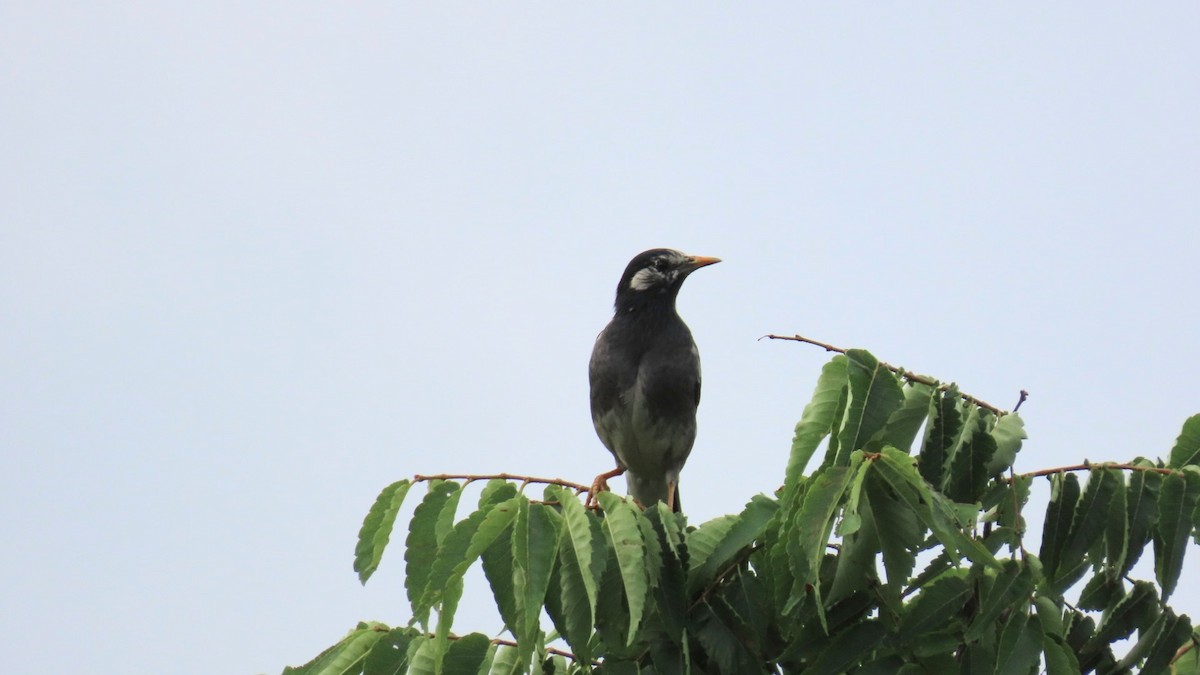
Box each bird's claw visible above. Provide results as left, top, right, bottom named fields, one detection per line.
left=586, top=466, right=626, bottom=509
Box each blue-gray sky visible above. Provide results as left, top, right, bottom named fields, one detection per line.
left=3, top=4, right=1198, bottom=673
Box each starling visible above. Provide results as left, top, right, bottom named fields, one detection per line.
left=588, top=248, right=719, bottom=511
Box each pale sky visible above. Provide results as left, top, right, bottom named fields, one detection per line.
left=2, top=4, right=1198, bottom=674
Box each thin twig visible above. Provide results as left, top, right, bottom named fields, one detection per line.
left=1018, top=463, right=1180, bottom=480
left=1013, top=390, right=1029, bottom=413
left=760, top=333, right=1022, bottom=416
left=414, top=473, right=591, bottom=493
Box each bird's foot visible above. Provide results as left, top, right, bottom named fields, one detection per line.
left=586, top=466, right=626, bottom=509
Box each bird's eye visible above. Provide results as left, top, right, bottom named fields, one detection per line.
left=652, top=258, right=669, bottom=272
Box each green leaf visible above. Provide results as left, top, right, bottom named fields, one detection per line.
left=417, top=497, right=519, bottom=622
left=965, top=559, right=1033, bottom=642
left=793, top=463, right=857, bottom=585
left=1153, top=471, right=1200, bottom=600
left=405, top=636, right=437, bottom=675
left=285, top=622, right=389, bottom=675
left=513, top=501, right=563, bottom=654
left=1041, top=635, right=1080, bottom=675
left=876, top=381, right=936, bottom=454
left=596, top=491, right=648, bottom=644
left=486, top=644, right=522, bottom=675
left=995, top=610, right=1042, bottom=675
left=1054, top=469, right=1119, bottom=591
left=1168, top=413, right=1200, bottom=468
left=1089, top=580, right=1157, bottom=648
left=687, top=513, right=738, bottom=594
left=784, top=355, right=849, bottom=496
left=874, top=447, right=998, bottom=569
left=896, top=568, right=971, bottom=641
left=945, top=411, right=997, bottom=504
left=1038, top=472, right=1080, bottom=578
left=986, top=413, right=1026, bottom=476
left=835, top=349, right=905, bottom=464
left=481, top=516, right=520, bottom=635
left=918, top=385, right=962, bottom=488
left=1122, top=465, right=1162, bottom=575
left=1104, top=470, right=1129, bottom=579
left=355, top=479, right=413, bottom=584
left=688, top=494, right=776, bottom=593
left=546, top=489, right=601, bottom=663
left=441, top=633, right=490, bottom=675
left=647, top=504, right=688, bottom=646
left=867, top=475, right=922, bottom=589
left=405, top=481, right=463, bottom=627
left=431, top=575, right=464, bottom=670
left=362, top=626, right=419, bottom=675
left=806, top=619, right=886, bottom=675
left=1138, top=608, right=1193, bottom=674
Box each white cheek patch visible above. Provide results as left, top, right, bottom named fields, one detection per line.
left=629, top=268, right=660, bottom=290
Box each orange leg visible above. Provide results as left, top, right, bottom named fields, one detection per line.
left=587, top=465, right=626, bottom=508
left=666, top=480, right=677, bottom=512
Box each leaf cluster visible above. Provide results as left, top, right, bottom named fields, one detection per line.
left=283, top=351, right=1200, bottom=675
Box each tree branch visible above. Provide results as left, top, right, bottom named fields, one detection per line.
left=413, top=473, right=591, bottom=494
left=760, top=333, right=1021, bottom=416
left=1017, top=463, right=1180, bottom=480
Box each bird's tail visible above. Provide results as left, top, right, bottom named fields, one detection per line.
left=627, top=472, right=682, bottom=513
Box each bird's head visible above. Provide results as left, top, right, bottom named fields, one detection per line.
left=613, top=248, right=721, bottom=313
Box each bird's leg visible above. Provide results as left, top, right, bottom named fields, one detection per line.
left=587, top=466, right=626, bottom=508
left=666, top=479, right=677, bottom=512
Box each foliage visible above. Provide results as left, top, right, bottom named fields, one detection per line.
left=282, top=350, right=1200, bottom=674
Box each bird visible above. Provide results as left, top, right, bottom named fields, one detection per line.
left=588, top=248, right=720, bottom=512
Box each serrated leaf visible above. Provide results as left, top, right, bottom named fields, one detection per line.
left=431, top=575, right=464, bottom=670
left=596, top=492, right=648, bottom=644
left=918, top=386, right=962, bottom=488
left=417, top=497, right=519, bottom=622
left=1168, top=413, right=1200, bottom=468
left=546, top=490, right=600, bottom=663
left=784, top=355, right=850, bottom=498
left=896, top=568, right=970, bottom=641
left=363, top=626, right=419, bottom=675
left=875, top=381, right=936, bottom=454
left=405, top=481, right=464, bottom=627
left=688, top=494, right=776, bottom=593
left=441, top=632, right=490, bottom=675
left=355, top=479, right=413, bottom=584
left=285, top=622, right=389, bottom=675
left=513, top=501, right=563, bottom=657
left=647, top=505, right=688, bottom=647
left=945, top=411, right=997, bottom=503
left=1089, top=580, right=1157, bottom=648
left=1122, top=466, right=1162, bottom=575
left=405, top=636, right=438, bottom=675
left=1104, top=470, right=1129, bottom=579
left=867, top=474, right=922, bottom=589
left=875, top=447, right=998, bottom=569
left=481, top=518, right=519, bottom=636
left=806, top=619, right=886, bottom=675
left=687, top=513, right=737, bottom=593
left=1041, top=635, right=1080, bottom=675
left=965, top=559, right=1033, bottom=641
left=1154, top=471, right=1200, bottom=600
left=1139, top=608, right=1193, bottom=674
left=1039, top=472, right=1080, bottom=579
left=1052, top=469, right=1119, bottom=592
left=986, top=413, right=1026, bottom=476
left=835, top=350, right=905, bottom=465
left=793, top=463, right=857, bottom=585
left=995, top=610, right=1042, bottom=675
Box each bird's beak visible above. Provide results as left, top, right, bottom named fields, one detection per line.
left=683, top=255, right=721, bottom=272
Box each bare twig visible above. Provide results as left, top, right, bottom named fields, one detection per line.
left=1018, top=463, right=1180, bottom=480
left=761, top=333, right=1024, bottom=416
left=414, top=473, right=591, bottom=494
left=1013, top=390, right=1029, bottom=413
